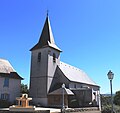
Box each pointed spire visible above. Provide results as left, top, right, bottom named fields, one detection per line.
left=30, top=15, right=61, bottom=52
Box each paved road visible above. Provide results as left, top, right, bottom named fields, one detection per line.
left=0, top=108, right=101, bottom=113
left=69, top=111, right=101, bottom=113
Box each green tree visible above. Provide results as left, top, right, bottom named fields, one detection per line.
left=101, top=95, right=111, bottom=106
left=21, top=83, right=29, bottom=94
left=114, top=90, right=120, bottom=106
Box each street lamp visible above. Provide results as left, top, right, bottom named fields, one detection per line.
left=62, top=83, right=65, bottom=111
left=107, top=70, right=114, bottom=113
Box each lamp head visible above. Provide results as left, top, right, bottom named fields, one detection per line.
left=62, top=83, right=65, bottom=88
left=107, top=70, right=114, bottom=80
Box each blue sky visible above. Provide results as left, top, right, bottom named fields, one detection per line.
left=0, top=0, right=120, bottom=94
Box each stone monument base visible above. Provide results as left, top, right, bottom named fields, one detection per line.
left=0, top=110, right=50, bottom=113
left=9, top=105, right=36, bottom=112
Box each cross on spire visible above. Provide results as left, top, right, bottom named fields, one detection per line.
left=47, top=10, right=49, bottom=17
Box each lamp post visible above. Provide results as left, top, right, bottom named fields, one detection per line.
left=62, top=83, right=65, bottom=111
left=107, top=70, right=114, bottom=113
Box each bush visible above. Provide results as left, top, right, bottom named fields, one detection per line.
left=114, top=90, right=120, bottom=106
left=101, top=95, right=111, bottom=106
left=102, top=105, right=120, bottom=113
left=102, top=105, right=111, bottom=113
left=21, top=83, right=29, bottom=94
left=113, top=105, right=120, bottom=113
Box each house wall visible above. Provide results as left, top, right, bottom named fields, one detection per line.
left=0, top=76, right=21, bottom=103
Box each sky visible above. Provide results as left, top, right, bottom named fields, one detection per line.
left=0, top=0, right=120, bottom=94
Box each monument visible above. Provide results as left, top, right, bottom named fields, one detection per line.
left=9, top=94, right=36, bottom=111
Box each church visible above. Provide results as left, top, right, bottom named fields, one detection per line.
left=29, top=15, right=101, bottom=109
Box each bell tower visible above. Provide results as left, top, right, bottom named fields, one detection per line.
left=29, top=15, right=61, bottom=106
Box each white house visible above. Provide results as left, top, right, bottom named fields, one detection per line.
left=0, top=58, right=23, bottom=103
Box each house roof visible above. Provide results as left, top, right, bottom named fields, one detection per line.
left=0, top=58, right=23, bottom=80
left=0, top=59, right=15, bottom=73
left=59, top=62, right=98, bottom=86
left=30, top=15, right=61, bottom=52
left=49, top=87, right=74, bottom=95
left=0, top=72, right=23, bottom=80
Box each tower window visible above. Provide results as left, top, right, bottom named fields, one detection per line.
left=53, top=53, right=56, bottom=63
left=38, top=52, right=41, bottom=62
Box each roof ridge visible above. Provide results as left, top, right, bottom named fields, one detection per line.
left=60, top=61, right=82, bottom=71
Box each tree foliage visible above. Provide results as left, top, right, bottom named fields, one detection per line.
left=21, top=83, right=29, bottom=94
left=101, top=95, right=111, bottom=106
left=101, top=91, right=120, bottom=113
left=114, top=90, right=120, bottom=106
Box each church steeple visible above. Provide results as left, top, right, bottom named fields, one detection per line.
left=30, top=15, right=61, bottom=52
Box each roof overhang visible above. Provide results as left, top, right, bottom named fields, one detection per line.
left=48, top=88, right=74, bottom=95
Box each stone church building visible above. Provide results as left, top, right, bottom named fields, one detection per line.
left=29, top=15, right=101, bottom=109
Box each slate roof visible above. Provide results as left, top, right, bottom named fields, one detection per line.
left=59, top=62, right=98, bottom=86
left=0, top=58, right=23, bottom=80
left=49, top=87, right=74, bottom=95
left=30, top=16, right=61, bottom=52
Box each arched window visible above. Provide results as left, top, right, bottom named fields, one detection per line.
left=53, top=53, right=56, bottom=63
left=38, top=52, right=41, bottom=62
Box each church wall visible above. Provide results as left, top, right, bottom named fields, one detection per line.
left=56, top=68, right=70, bottom=85
left=47, top=47, right=60, bottom=92
left=32, top=97, right=48, bottom=106
left=68, top=81, right=100, bottom=107
left=29, top=48, right=48, bottom=103
left=47, top=48, right=60, bottom=76
left=47, top=68, right=61, bottom=92
left=49, top=67, right=100, bottom=107
left=30, top=48, right=48, bottom=78
left=69, top=82, right=99, bottom=90
left=29, top=46, right=61, bottom=106
left=29, top=77, right=47, bottom=98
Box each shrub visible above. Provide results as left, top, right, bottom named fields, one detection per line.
left=114, top=90, right=120, bottom=106
left=102, top=105, right=111, bottom=113
left=102, top=105, right=120, bottom=113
